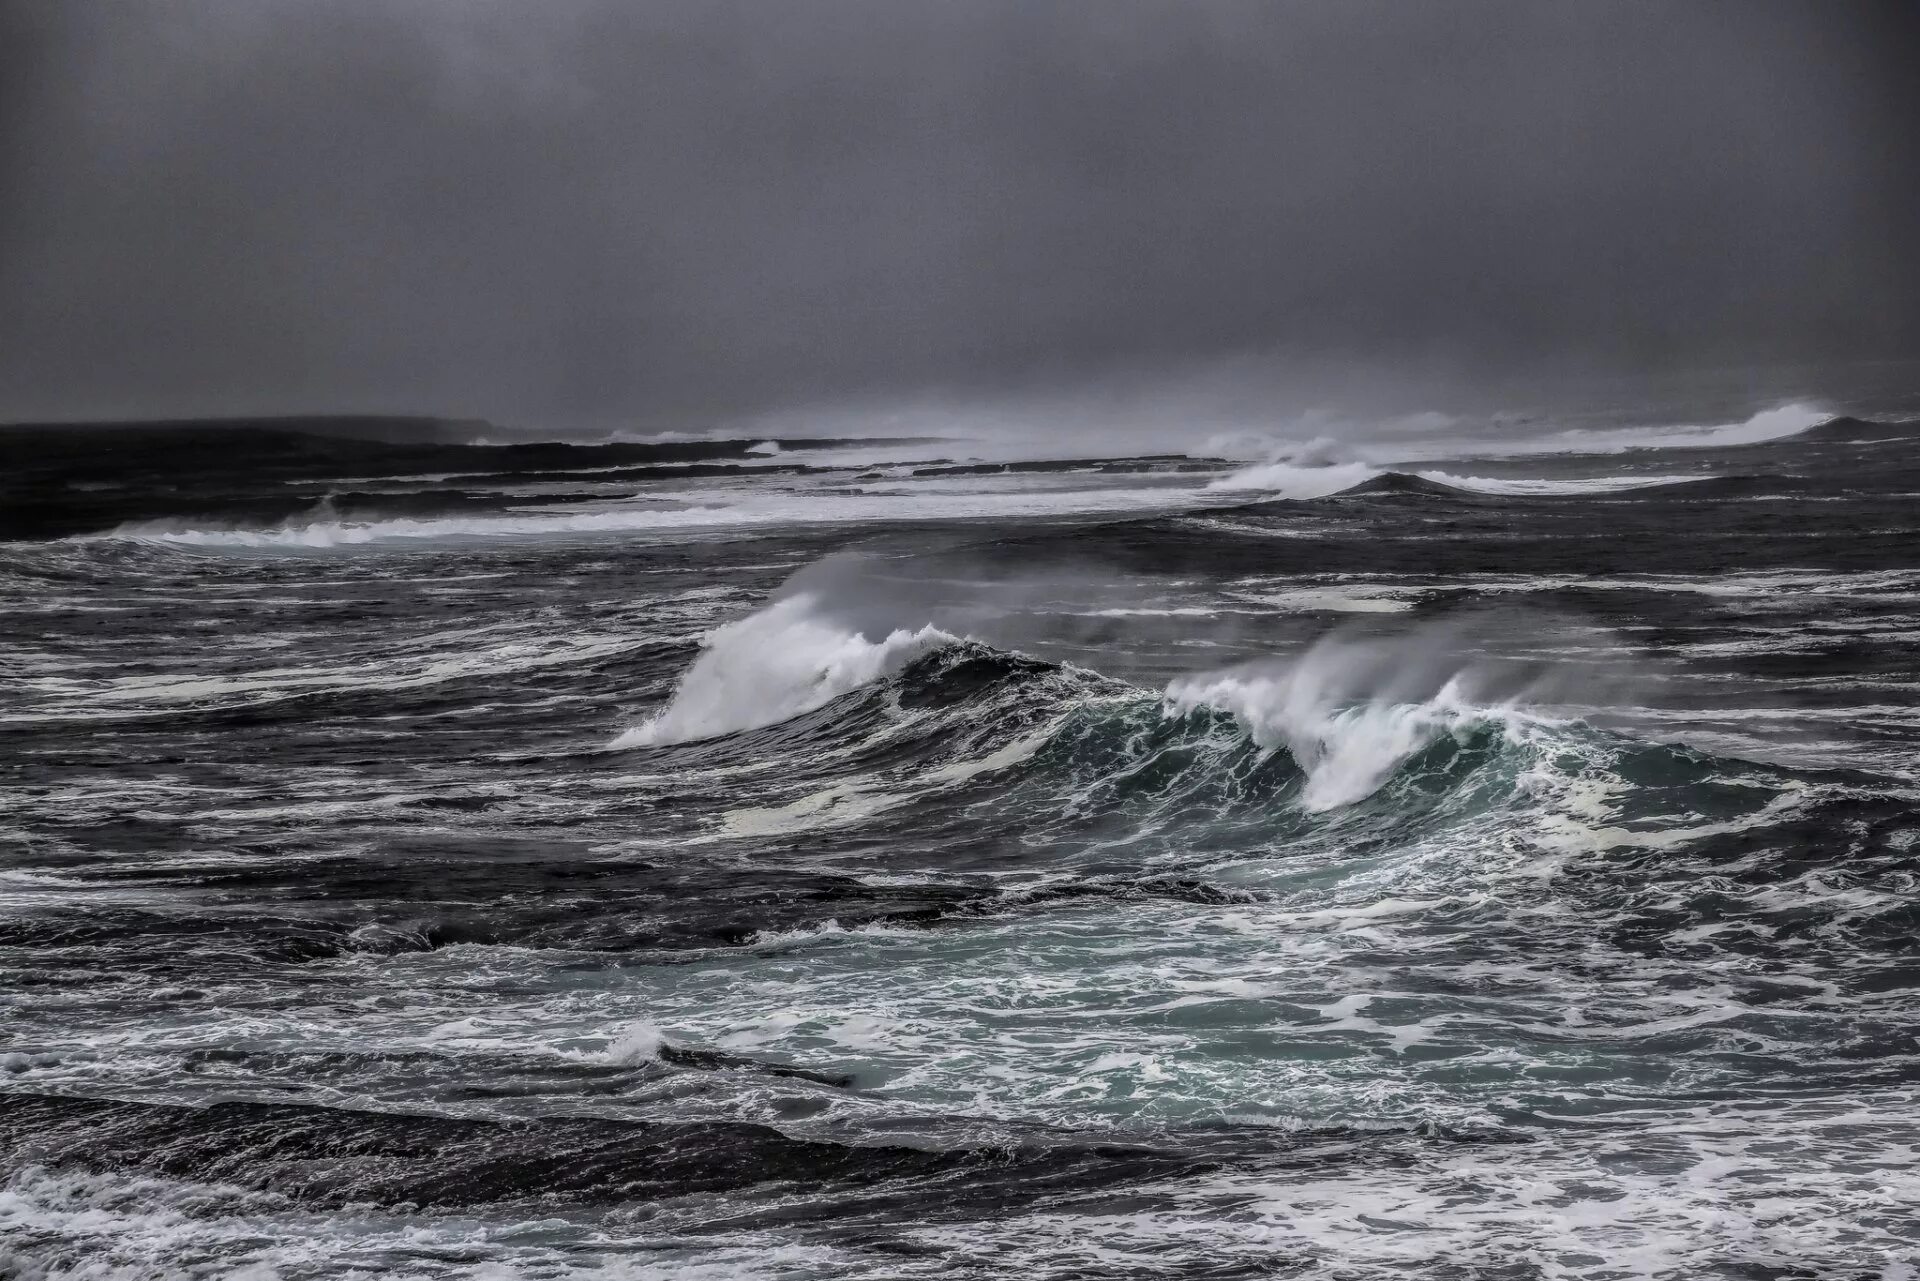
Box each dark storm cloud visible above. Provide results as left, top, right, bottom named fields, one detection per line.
left=0, top=0, right=1915, bottom=426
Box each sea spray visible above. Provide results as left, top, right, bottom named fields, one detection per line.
left=1205, top=434, right=1380, bottom=495
left=1163, top=621, right=1588, bottom=810
left=611, top=593, right=955, bottom=747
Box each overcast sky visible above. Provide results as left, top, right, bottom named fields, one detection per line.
left=1, top=0, right=1915, bottom=428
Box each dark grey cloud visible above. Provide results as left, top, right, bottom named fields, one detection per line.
left=1, top=0, right=1915, bottom=427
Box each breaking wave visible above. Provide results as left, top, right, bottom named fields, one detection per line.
left=611, top=593, right=955, bottom=747
left=1209, top=461, right=1703, bottom=500
left=1461, top=401, right=1834, bottom=457
left=1166, top=669, right=1529, bottom=813
left=611, top=595, right=1626, bottom=821
left=1206, top=458, right=1380, bottom=496
left=1204, top=403, right=1836, bottom=495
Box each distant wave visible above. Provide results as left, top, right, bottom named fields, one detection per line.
left=1197, top=403, right=1838, bottom=486
left=99, top=505, right=741, bottom=547
left=0, top=419, right=953, bottom=540
left=91, top=482, right=1210, bottom=547
left=1406, top=470, right=1704, bottom=496
left=1199, top=407, right=1828, bottom=495
left=1455, top=401, right=1833, bottom=458
left=1795, top=415, right=1919, bottom=444
left=1214, top=464, right=1705, bottom=500
left=1626, top=473, right=1820, bottom=499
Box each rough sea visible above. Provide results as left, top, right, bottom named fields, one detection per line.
left=4, top=400, right=1920, bottom=1279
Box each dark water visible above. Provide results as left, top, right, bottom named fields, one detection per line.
left=3, top=407, right=1919, bottom=1278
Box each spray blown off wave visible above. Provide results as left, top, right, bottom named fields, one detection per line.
left=1167, top=670, right=1499, bottom=811
left=1164, top=630, right=1567, bottom=810
left=1205, top=458, right=1380, bottom=496
left=609, top=592, right=1596, bottom=824
left=1203, top=402, right=1837, bottom=496
left=1466, top=401, right=1834, bottom=457
left=611, top=593, right=955, bottom=747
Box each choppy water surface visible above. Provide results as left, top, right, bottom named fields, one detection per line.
left=4, top=408, right=1920, bottom=1279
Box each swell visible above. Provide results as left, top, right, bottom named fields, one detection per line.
left=0, top=1092, right=1511, bottom=1212
left=171, top=1041, right=858, bottom=1090
left=0, top=418, right=927, bottom=541
left=0, top=870, right=1266, bottom=963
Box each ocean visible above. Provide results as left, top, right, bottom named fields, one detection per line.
left=3, top=401, right=1919, bottom=1279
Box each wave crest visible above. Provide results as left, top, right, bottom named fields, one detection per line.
left=611, top=594, right=955, bottom=747
left=1164, top=629, right=1564, bottom=811
left=1206, top=454, right=1379, bottom=496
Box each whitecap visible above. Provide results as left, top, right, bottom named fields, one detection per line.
left=610, top=593, right=954, bottom=747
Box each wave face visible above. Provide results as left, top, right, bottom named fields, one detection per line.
left=6, top=403, right=1920, bottom=1278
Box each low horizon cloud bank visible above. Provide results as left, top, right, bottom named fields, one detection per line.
left=1, top=0, right=1916, bottom=431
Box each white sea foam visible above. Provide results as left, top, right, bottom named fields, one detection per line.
left=1165, top=627, right=1560, bottom=810
left=1169, top=668, right=1486, bottom=810
left=1205, top=459, right=1379, bottom=496
left=611, top=593, right=954, bottom=747
left=599, top=1022, right=668, bottom=1063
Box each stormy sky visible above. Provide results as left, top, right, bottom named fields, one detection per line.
left=1, top=0, right=1916, bottom=428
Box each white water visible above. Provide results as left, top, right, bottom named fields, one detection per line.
left=1166, top=628, right=1559, bottom=810
left=1205, top=458, right=1380, bottom=496
left=611, top=594, right=954, bottom=747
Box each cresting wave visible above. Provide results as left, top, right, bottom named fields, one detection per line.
left=1205, top=456, right=1381, bottom=496
left=1165, top=655, right=1549, bottom=813
left=614, top=593, right=1604, bottom=821
left=1454, top=400, right=1836, bottom=457
left=610, top=593, right=955, bottom=747
left=1208, top=460, right=1703, bottom=497
left=1202, top=401, right=1835, bottom=493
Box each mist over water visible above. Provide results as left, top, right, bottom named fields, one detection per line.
left=3, top=2, right=1918, bottom=427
